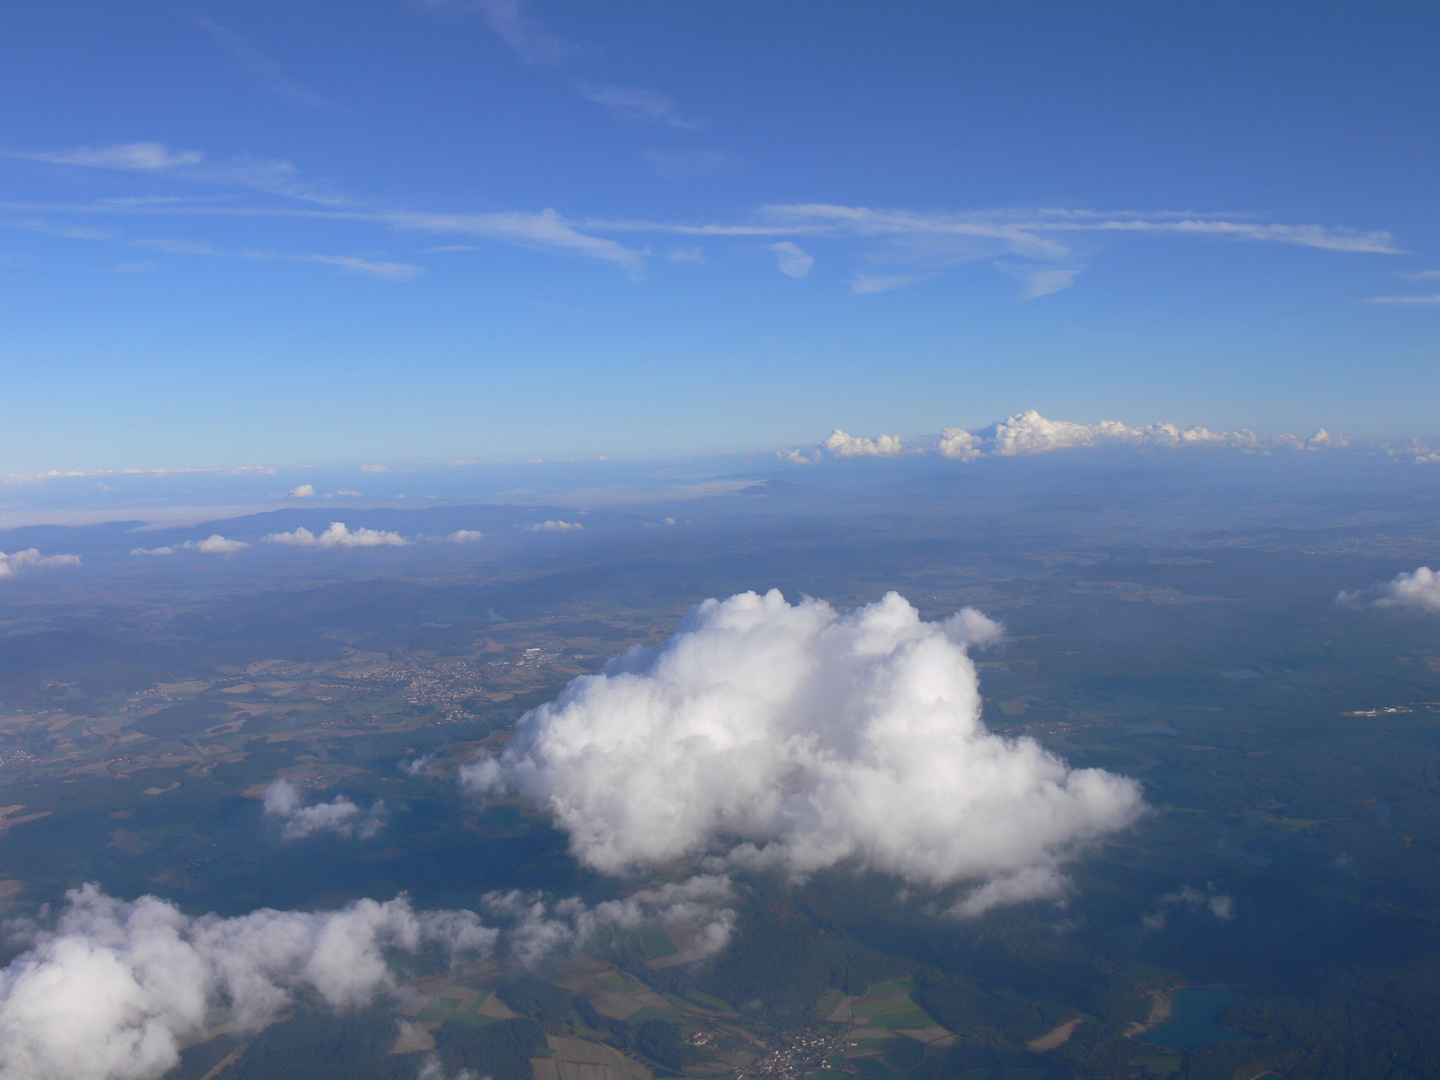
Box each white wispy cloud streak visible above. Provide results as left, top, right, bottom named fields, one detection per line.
left=5, top=146, right=1401, bottom=287
left=770, top=241, right=813, bottom=277
left=188, top=16, right=338, bottom=110
left=471, top=0, right=586, bottom=67
left=578, top=84, right=701, bottom=129
left=587, top=204, right=1400, bottom=296
left=1364, top=293, right=1440, bottom=305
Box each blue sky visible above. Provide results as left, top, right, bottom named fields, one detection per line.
left=2, top=2, right=1437, bottom=473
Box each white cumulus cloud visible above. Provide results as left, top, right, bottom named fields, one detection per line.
left=0, top=549, right=81, bottom=579
left=263, top=780, right=388, bottom=841
left=449, top=530, right=485, bottom=543
left=130, top=546, right=174, bottom=557
left=1338, top=566, right=1440, bottom=613
left=287, top=484, right=316, bottom=498
left=481, top=874, right=736, bottom=968
left=181, top=535, right=249, bottom=554
left=938, top=427, right=982, bottom=461
left=524, top=520, right=583, bottom=531
left=463, top=590, right=1142, bottom=915
left=823, top=430, right=903, bottom=457
left=263, top=522, right=408, bottom=548
left=0, top=884, right=495, bottom=1080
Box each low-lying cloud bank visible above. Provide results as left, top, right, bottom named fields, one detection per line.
left=0, top=874, right=735, bottom=1080
left=264, top=521, right=408, bottom=548
left=1338, top=566, right=1440, bottom=613
left=785, top=409, right=1352, bottom=462
left=0, top=548, right=80, bottom=579
left=263, top=780, right=388, bottom=841
left=464, top=590, right=1144, bottom=915
left=0, top=885, right=495, bottom=1080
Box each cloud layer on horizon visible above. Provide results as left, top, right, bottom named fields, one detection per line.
left=463, top=590, right=1144, bottom=916
left=784, top=409, right=1355, bottom=464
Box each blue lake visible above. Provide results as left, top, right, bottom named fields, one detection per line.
left=1142, top=987, right=1243, bottom=1052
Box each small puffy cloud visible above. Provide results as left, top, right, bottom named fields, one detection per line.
left=481, top=874, right=736, bottom=968
left=1142, top=884, right=1235, bottom=929
left=264, top=522, right=408, bottom=548
left=777, top=447, right=821, bottom=465
left=824, top=430, right=903, bottom=457
left=524, top=520, right=583, bottom=531
left=130, top=546, right=174, bottom=556
left=288, top=484, right=316, bottom=498
left=1306, top=428, right=1350, bottom=449
left=464, top=590, right=1141, bottom=916
left=1339, top=566, right=1440, bottom=613
left=263, top=780, right=388, bottom=841
left=0, top=884, right=495, bottom=1080
left=361, top=464, right=388, bottom=473
left=181, top=534, right=249, bottom=554
left=0, top=549, right=81, bottom=579
left=330, top=489, right=361, bottom=497
left=770, top=241, right=814, bottom=278
left=449, top=530, right=485, bottom=543
left=938, top=427, right=981, bottom=461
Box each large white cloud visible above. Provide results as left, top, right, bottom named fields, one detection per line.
left=464, top=590, right=1143, bottom=914
left=263, top=522, right=408, bottom=548
left=0, top=549, right=81, bottom=579
left=263, top=780, right=388, bottom=841
left=1338, top=566, right=1440, bottom=613
left=0, top=885, right=495, bottom=1080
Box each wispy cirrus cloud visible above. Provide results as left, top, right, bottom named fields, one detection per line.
left=4, top=142, right=347, bottom=205
left=471, top=0, right=585, bottom=67
left=588, top=203, right=1401, bottom=296
left=3, top=146, right=1404, bottom=291
left=4, top=143, right=643, bottom=275
left=770, top=241, right=813, bottom=278
left=578, top=84, right=701, bottom=129
left=188, top=16, right=338, bottom=110
left=1364, top=293, right=1440, bottom=305
left=644, top=149, right=738, bottom=180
